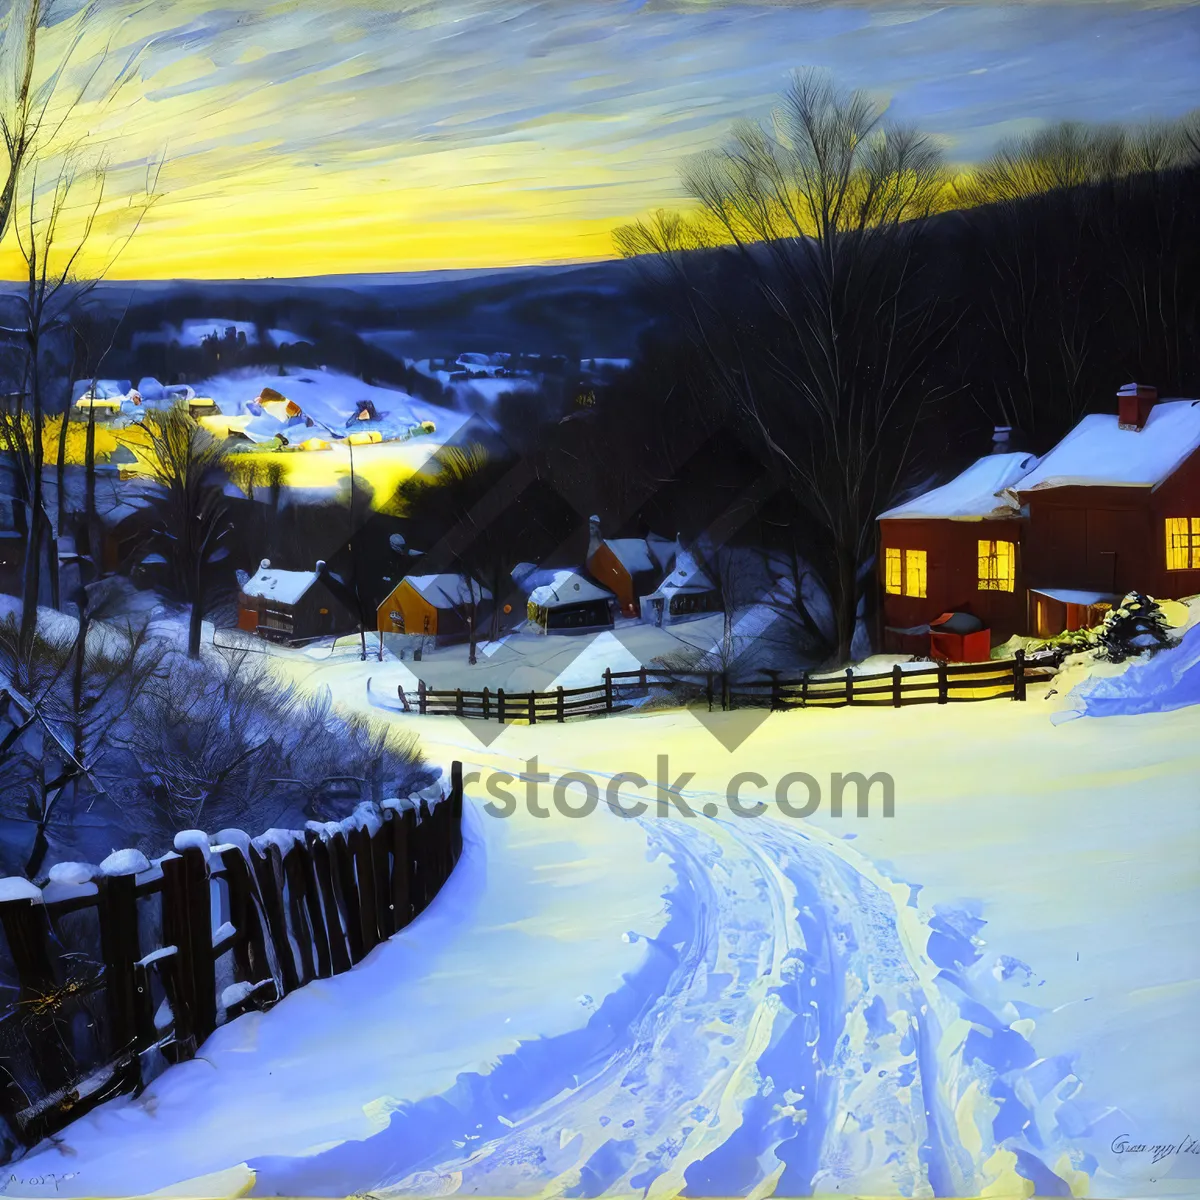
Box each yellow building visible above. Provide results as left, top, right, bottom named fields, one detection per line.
left=376, top=574, right=490, bottom=638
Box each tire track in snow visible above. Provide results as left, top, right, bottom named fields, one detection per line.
left=252, top=806, right=1074, bottom=1198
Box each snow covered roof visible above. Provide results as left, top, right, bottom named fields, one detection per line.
left=403, top=573, right=490, bottom=609
left=1013, top=400, right=1200, bottom=493
left=647, top=548, right=715, bottom=596
left=1030, top=587, right=1121, bottom=606
left=528, top=570, right=612, bottom=609
left=879, top=452, right=1037, bottom=520
left=601, top=538, right=657, bottom=575
left=242, top=560, right=322, bottom=605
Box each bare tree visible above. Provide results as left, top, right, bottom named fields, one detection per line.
left=135, top=403, right=230, bottom=658
left=956, top=118, right=1200, bottom=440
left=0, top=605, right=166, bottom=877
left=616, top=72, right=950, bottom=664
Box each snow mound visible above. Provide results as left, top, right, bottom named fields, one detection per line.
left=549, top=631, right=644, bottom=690
left=1056, top=621, right=1200, bottom=720
left=100, top=848, right=150, bottom=877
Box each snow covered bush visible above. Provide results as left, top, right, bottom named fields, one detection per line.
left=0, top=618, right=428, bottom=878
left=1094, top=592, right=1176, bottom=663
left=121, top=645, right=429, bottom=847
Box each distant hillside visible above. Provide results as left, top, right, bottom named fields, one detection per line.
left=82, top=260, right=656, bottom=383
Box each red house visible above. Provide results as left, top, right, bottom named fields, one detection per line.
left=877, top=450, right=1037, bottom=656
left=1012, top=386, right=1200, bottom=637
left=877, top=385, right=1200, bottom=653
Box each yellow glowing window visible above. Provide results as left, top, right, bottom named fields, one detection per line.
left=885, top=547, right=902, bottom=594
left=904, top=549, right=926, bottom=598
left=1165, top=517, right=1200, bottom=570
left=978, top=539, right=1016, bottom=591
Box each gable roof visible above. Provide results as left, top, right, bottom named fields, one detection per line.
left=649, top=547, right=716, bottom=595
left=242, top=563, right=321, bottom=605
left=528, top=569, right=612, bottom=609
left=879, top=452, right=1038, bottom=521
left=1013, top=400, right=1200, bottom=493
left=601, top=538, right=657, bottom=575
left=403, top=573, right=490, bottom=609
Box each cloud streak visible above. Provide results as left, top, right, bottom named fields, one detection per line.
left=4, top=0, right=1198, bottom=277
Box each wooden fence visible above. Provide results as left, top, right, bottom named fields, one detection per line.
left=401, top=650, right=1058, bottom=724
left=0, top=763, right=464, bottom=1163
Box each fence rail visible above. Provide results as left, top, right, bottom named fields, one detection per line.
left=401, top=651, right=1058, bottom=723
left=0, top=764, right=465, bottom=1163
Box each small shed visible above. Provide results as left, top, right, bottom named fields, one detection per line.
left=638, top=546, right=721, bottom=626
left=377, top=573, right=491, bottom=641
left=525, top=569, right=614, bottom=634
left=238, top=559, right=356, bottom=642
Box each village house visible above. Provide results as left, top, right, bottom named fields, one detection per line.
left=878, top=385, right=1200, bottom=652
left=1011, top=385, right=1200, bottom=637
left=877, top=444, right=1038, bottom=655
left=376, top=573, right=491, bottom=642
left=639, top=545, right=722, bottom=626
left=585, top=516, right=674, bottom=616
left=238, top=559, right=357, bottom=642
left=521, top=567, right=614, bottom=633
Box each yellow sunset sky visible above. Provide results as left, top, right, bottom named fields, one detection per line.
left=1, top=0, right=1197, bottom=280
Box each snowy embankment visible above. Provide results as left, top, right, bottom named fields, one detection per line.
left=12, top=629, right=1200, bottom=1198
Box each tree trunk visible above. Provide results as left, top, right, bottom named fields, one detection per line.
left=188, top=578, right=205, bottom=659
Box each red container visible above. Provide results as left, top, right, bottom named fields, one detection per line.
left=928, top=612, right=991, bottom=662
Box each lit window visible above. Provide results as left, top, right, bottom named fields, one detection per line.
left=904, top=549, right=927, bottom=598
left=885, top=547, right=902, bottom=594
left=1165, top=517, right=1200, bottom=570
left=978, top=539, right=1016, bottom=591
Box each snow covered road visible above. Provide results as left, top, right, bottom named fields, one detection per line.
left=11, top=668, right=1200, bottom=1197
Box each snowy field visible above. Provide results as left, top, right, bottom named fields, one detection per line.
left=10, top=626, right=1200, bottom=1198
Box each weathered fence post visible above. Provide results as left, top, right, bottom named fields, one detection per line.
left=160, top=843, right=216, bottom=1052
left=638, top=665, right=647, bottom=694
left=0, top=883, right=75, bottom=1095
left=370, top=820, right=393, bottom=939
left=937, top=660, right=949, bottom=704
left=706, top=671, right=714, bottom=712
left=250, top=844, right=300, bottom=995
left=306, top=832, right=351, bottom=975
left=801, top=670, right=809, bottom=708
left=385, top=807, right=414, bottom=933
left=604, top=667, right=613, bottom=713
left=1013, top=649, right=1026, bottom=701
left=497, top=687, right=506, bottom=724
left=281, top=847, right=317, bottom=985
left=455, top=688, right=463, bottom=717
left=482, top=686, right=490, bottom=720
left=557, top=685, right=565, bottom=722
left=769, top=676, right=780, bottom=711
left=329, top=832, right=366, bottom=964
left=220, top=845, right=274, bottom=991
left=98, top=864, right=145, bottom=1085
left=845, top=667, right=854, bottom=705
left=892, top=664, right=902, bottom=708
left=418, top=679, right=427, bottom=715
left=528, top=691, right=537, bottom=724
left=350, top=825, right=380, bottom=955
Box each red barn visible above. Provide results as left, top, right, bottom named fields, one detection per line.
left=1012, top=387, right=1200, bottom=637
left=877, top=451, right=1038, bottom=656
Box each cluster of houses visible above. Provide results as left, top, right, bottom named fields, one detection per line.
left=73, top=379, right=435, bottom=453
left=232, top=382, right=1200, bottom=661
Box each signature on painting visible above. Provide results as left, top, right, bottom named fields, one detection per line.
left=1, top=1173, right=79, bottom=1193
left=1110, top=1134, right=1200, bottom=1165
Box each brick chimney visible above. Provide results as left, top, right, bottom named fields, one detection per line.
left=1117, top=382, right=1157, bottom=431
